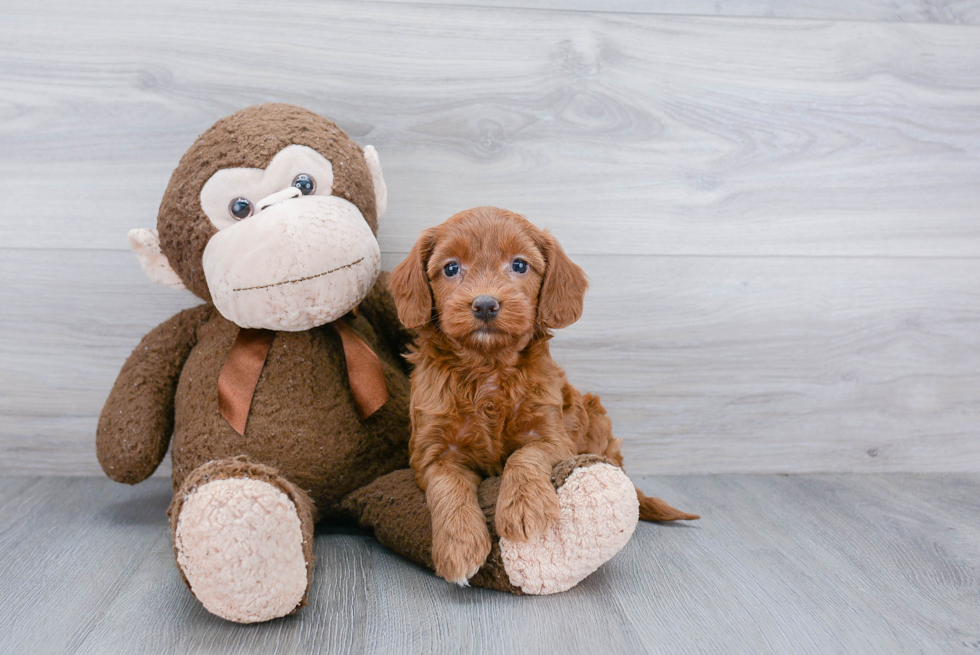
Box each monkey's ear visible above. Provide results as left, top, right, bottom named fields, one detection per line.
left=128, top=228, right=186, bottom=290
left=363, top=145, right=387, bottom=220
left=389, top=227, right=437, bottom=329
left=535, top=229, right=588, bottom=329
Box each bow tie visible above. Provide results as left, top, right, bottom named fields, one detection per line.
left=217, top=316, right=389, bottom=435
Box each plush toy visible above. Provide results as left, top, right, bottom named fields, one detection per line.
left=98, top=104, right=644, bottom=624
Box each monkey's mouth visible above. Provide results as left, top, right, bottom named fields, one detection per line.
left=232, top=258, right=364, bottom=292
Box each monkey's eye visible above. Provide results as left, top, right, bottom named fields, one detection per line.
left=443, top=262, right=460, bottom=277
left=512, top=258, right=529, bottom=274
left=291, top=173, right=316, bottom=196
left=228, top=197, right=253, bottom=220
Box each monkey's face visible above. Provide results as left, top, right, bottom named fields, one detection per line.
left=198, top=145, right=381, bottom=331
left=130, top=105, right=388, bottom=331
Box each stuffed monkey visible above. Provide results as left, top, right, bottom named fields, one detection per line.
left=98, top=104, right=642, bottom=623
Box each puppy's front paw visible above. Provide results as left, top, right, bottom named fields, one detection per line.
left=432, top=517, right=492, bottom=586
left=495, top=475, right=560, bottom=542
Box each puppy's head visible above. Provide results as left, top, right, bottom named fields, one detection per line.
left=390, top=207, right=588, bottom=351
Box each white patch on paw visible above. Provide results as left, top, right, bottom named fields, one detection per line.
left=175, top=478, right=308, bottom=623
left=499, top=463, right=639, bottom=595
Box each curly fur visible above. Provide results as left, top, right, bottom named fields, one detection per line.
left=390, top=207, right=698, bottom=584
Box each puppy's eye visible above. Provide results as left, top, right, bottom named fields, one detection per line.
left=228, top=197, right=253, bottom=220
left=512, top=258, right=528, bottom=274
left=291, top=173, right=316, bottom=196
left=443, top=262, right=460, bottom=277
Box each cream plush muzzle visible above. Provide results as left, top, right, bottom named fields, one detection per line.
left=202, top=193, right=381, bottom=331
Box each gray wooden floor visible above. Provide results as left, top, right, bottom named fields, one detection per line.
left=1, top=474, right=977, bottom=654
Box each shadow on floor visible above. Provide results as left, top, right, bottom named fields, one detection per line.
left=100, top=487, right=172, bottom=526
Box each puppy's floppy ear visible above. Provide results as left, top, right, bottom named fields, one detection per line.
left=535, top=228, right=588, bottom=329
left=390, top=227, right=438, bottom=329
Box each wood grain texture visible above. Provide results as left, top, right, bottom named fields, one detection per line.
left=0, top=474, right=977, bottom=653
left=2, top=0, right=979, bottom=475
left=371, top=0, right=980, bottom=24
left=3, top=249, right=978, bottom=476
left=1, top=0, right=979, bottom=256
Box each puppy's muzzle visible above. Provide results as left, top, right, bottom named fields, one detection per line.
left=471, top=295, right=500, bottom=322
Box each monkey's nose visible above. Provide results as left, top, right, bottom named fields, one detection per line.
left=256, top=186, right=302, bottom=212
left=471, top=295, right=500, bottom=322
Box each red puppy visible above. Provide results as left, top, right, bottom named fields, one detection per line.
left=390, top=207, right=698, bottom=584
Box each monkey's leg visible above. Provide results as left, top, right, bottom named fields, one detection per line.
left=342, top=455, right=642, bottom=594
left=168, top=456, right=315, bottom=623
left=340, top=468, right=521, bottom=593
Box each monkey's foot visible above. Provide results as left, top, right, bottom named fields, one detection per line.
left=174, top=475, right=310, bottom=623
left=499, top=455, right=639, bottom=595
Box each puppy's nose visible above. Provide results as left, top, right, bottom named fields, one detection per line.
left=471, top=295, right=500, bottom=321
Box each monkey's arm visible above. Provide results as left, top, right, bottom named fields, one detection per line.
left=359, top=271, right=416, bottom=372
left=97, top=303, right=213, bottom=484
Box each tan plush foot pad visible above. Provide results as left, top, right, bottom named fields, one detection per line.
left=175, top=478, right=308, bottom=623
left=499, top=463, right=639, bottom=594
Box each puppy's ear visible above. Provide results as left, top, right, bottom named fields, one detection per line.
left=535, top=229, right=588, bottom=329
left=390, top=227, right=438, bottom=329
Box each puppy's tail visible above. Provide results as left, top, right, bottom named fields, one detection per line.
left=579, top=392, right=700, bottom=521
left=636, top=488, right=700, bottom=522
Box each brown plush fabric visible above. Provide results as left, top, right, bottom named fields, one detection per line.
left=469, top=476, right=524, bottom=594
left=552, top=454, right=612, bottom=489
left=341, top=468, right=522, bottom=594
left=166, top=297, right=412, bottom=521
left=97, top=303, right=213, bottom=484
left=341, top=470, right=435, bottom=570
left=98, top=277, right=413, bottom=522
left=157, top=103, right=379, bottom=301
left=341, top=456, right=625, bottom=594
left=364, top=272, right=415, bottom=376
left=94, top=106, right=426, bottom=620
left=98, top=105, right=411, bottom=518
left=167, top=456, right=317, bottom=609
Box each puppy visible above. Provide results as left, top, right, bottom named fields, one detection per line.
left=390, top=207, right=698, bottom=585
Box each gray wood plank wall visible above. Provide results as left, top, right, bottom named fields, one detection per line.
left=374, top=0, right=980, bottom=24
left=2, top=0, right=978, bottom=475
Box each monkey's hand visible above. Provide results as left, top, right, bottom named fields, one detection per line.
left=96, top=304, right=211, bottom=484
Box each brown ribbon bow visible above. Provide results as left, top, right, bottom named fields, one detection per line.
left=217, top=316, right=389, bottom=435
